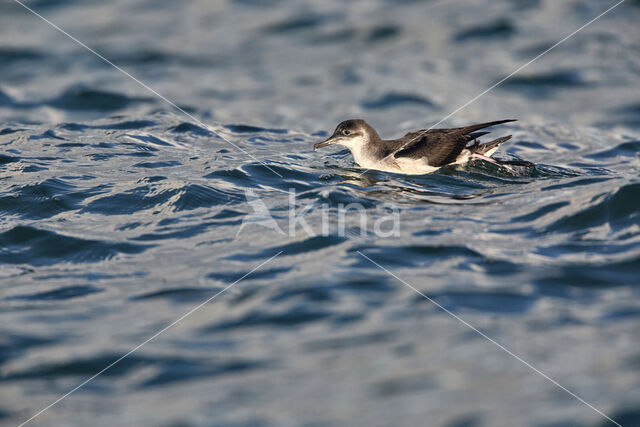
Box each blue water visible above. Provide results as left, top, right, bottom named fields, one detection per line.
left=1, top=0, right=640, bottom=426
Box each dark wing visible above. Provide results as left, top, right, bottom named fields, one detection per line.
left=393, top=132, right=470, bottom=166
left=394, top=119, right=516, bottom=167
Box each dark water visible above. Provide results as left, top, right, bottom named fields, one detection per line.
left=1, top=0, right=640, bottom=426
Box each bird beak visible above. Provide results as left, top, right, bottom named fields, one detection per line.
left=313, top=136, right=339, bottom=150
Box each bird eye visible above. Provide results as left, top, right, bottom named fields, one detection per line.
left=343, top=129, right=351, bottom=135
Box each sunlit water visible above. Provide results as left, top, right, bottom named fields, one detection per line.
left=1, top=0, right=640, bottom=426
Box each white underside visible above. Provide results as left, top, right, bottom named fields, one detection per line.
left=354, top=147, right=499, bottom=175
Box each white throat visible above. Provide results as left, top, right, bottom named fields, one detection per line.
left=341, top=135, right=377, bottom=167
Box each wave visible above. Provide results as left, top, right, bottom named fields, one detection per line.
left=0, top=226, right=149, bottom=265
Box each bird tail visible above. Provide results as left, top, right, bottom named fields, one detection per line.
left=472, top=135, right=512, bottom=156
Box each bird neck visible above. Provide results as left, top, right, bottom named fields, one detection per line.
left=349, top=138, right=383, bottom=168
left=350, top=144, right=367, bottom=166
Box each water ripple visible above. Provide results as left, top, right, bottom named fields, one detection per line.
left=0, top=226, right=149, bottom=265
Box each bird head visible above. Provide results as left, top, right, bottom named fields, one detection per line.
left=313, top=119, right=378, bottom=151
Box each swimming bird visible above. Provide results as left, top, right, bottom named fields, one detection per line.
left=313, top=119, right=516, bottom=174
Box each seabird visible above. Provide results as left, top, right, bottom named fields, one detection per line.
left=314, top=119, right=516, bottom=174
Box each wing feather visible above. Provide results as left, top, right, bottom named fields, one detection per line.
left=393, top=119, right=516, bottom=167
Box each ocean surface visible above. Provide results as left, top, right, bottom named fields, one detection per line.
left=1, top=0, right=640, bottom=426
